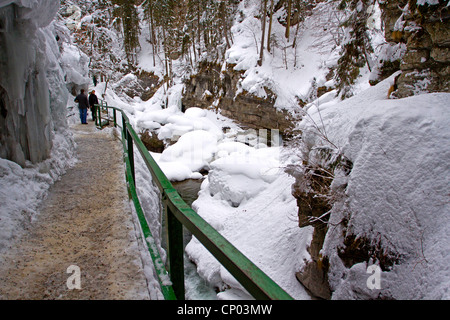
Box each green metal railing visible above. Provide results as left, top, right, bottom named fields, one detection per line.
left=95, top=102, right=293, bottom=300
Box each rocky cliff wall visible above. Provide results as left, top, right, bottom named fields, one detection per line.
left=379, top=0, right=449, bottom=97
left=182, top=62, right=295, bottom=136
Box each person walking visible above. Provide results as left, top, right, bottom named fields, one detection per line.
left=89, top=90, right=99, bottom=122
left=74, top=89, right=89, bottom=124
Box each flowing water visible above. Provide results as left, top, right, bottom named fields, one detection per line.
left=172, top=179, right=203, bottom=207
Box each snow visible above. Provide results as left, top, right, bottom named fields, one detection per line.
left=60, top=43, right=91, bottom=92
left=186, top=172, right=314, bottom=299
left=225, top=0, right=342, bottom=110
left=0, top=132, right=76, bottom=252
left=0, top=0, right=59, bottom=28
left=417, top=0, right=440, bottom=5
left=65, top=4, right=82, bottom=30
left=160, top=130, right=218, bottom=173
left=1, top=0, right=449, bottom=301
left=299, top=73, right=450, bottom=299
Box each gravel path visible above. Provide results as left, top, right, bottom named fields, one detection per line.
left=0, top=122, right=151, bottom=299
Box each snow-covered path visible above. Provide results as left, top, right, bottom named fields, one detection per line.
left=0, top=122, right=150, bottom=299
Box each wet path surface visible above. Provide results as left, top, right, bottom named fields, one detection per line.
left=0, top=122, right=150, bottom=299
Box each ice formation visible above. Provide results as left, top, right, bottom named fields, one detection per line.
left=0, top=0, right=75, bottom=166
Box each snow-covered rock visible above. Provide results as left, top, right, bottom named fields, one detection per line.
left=298, top=74, right=450, bottom=299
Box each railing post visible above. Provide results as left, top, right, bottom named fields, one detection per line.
left=113, top=109, right=117, bottom=127
left=122, top=116, right=127, bottom=141
left=166, top=204, right=185, bottom=300
left=98, top=105, right=102, bottom=128
left=94, top=105, right=98, bottom=127
left=126, top=127, right=135, bottom=183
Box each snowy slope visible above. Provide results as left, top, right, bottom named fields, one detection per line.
left=300, top=73, right=450, bottom=299
left=224, top=0, right=342, bottom=111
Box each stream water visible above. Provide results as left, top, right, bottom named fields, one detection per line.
left=171, top=178, right=218, bottom=300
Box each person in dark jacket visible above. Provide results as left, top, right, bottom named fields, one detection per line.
left=74, top=89, right=89, bottom=124
left=89, top=90, right=99, bottom=122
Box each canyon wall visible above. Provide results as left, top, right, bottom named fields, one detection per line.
left=379, top=0, right=449, bottom=97
left=182, top=62, right=295, bottom=136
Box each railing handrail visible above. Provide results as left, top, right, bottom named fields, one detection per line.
left=95, top=102, right=294, bottom=300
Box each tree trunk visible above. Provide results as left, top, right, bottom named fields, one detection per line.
left=149, top=0, right=156, bottom=67
left=258, top=0, right=268, bottom=66
left=267, top=0, right=274, bottom=53
left=285, top=0, right=292, bottom=41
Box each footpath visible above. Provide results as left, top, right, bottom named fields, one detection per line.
left=0, top=122, right=151, bottom=299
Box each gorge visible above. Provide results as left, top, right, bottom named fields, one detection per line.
left=0, top=0, right=449, bottom=300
